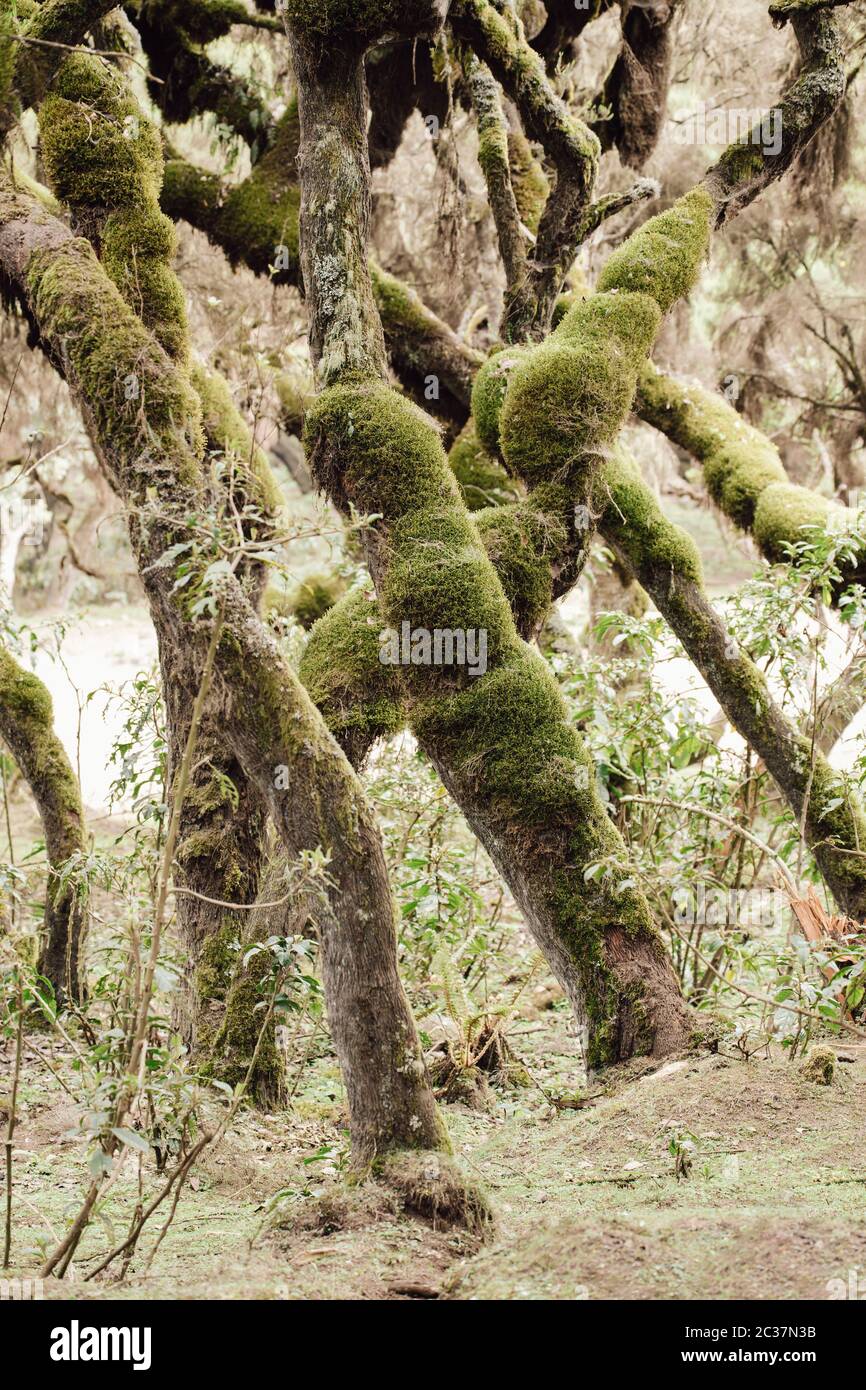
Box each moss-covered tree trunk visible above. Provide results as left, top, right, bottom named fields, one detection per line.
left=0, top=139, right=453, bottom=1176
left=33, top=50, right=281, bottom=1099
left=287, top=8, right=695, bottom=1071
left=0, top=642, right=86, bottom=1000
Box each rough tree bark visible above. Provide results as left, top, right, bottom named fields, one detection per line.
left=0, top=641, right=87, bottom=999
left=286, top=1, right=696, bottom=1070
left=0, top=169, right=464, bottom=1183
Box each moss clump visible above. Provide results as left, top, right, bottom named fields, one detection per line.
left=102, top=207, right=187, bottom=359
left=162, top=105, right=300, bottom=284
left=207, top=952, right=287, bottom=1109
left=448, top=421, right=518, bottom=511
left=800, top=1045, right=836, bottom=1086
left=637, top=364, right=853, bottom=568
left=39, top=53, right=190, bottom=364
left=377, top=1150, right=493, bottom=1235
left=470, top=347, right=531, bottom=457
left=195, top=918, right=239, bottom=1014
left=637, top=362, right=790, bottom=528
left=306, top=381, right=461, bottom=521
left=474, top=502, right=557, bottom=635
left=287, top=572, right=347, bottom=629
left=299, top=584, right=405, bottom=758
left=284, top=0, right=435, bottom=41
left=595, top=449, right=704, bottom=585
left=39, top=54, right=163, bottom=209
left=596, top=186, right=714, bottom=315
left=26, top=237, right=204, bottom=496
left=382, top=505, right=513, bottom=670
left=753, top=482, right=833, bottom=561
left=371, top=262, right=442, bottom=338
left=499, top=291, right=661, bottom=488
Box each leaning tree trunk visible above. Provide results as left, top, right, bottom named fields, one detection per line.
left=0, top=641, right=86, bottom=1000
left=286, top=4, right=695, bottom=1071
left=0, top=71, right=458, bottom=1180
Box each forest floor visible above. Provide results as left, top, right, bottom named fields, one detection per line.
left=4, top=512, right=864, bottom=1302
left=4, top=998, right=864, bottom=1301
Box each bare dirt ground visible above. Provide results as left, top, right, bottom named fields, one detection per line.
left=3, top=1023, right=864, bottom=1302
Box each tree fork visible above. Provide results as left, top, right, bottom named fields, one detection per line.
left=286, top=5, right=696, bottom=1070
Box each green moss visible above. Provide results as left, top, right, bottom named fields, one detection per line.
left=286, top=572, right=347, bottom=629
left=195, top=918, right=239, bottom=1009
left=39, top=54, right=163, bottom=209
left=371, top=262, right=439, bottom=338
left=804, top=752, right=866, bottom=886
left=306, top=381, right=460, bottom=520
left=800, top=1045, right=836, bottom=1085
left=38, top=53, right=192, bottom=365
left=507, top=127, right=548, bottom=234
left=299, top=584, right=406, bottom=755
left=159, top=0, right=271, bottom=43
left=206, top=931, right=287, bottom=1108
left=284, top=0, right=431, bottom=41
left=382, top=505, right=513, bottom=668
left=102, top=207, right=187, bottom=359
left=474, top=502, right=557, bottom=635
left=470, top=347, right=531, bottom=457
left=26, top=238, right=204, bottom=496
left=596, top=187, right=714, bottom=315
left=499, top=292, right=661, bottom=487
left=637, top=364, right=851, bottom=563
left=0, top=0, right=18, bottom=127
left=191, top=362, right=282, bottom=517
left=448, top=421, right=518, bottom=510
left=596, top=448, right=704, bottom=585
left=715, top=140, right=768, bottom=189
left=637, top=363, right=789, bottom=528
left=753, top=483, right=833, bottom=561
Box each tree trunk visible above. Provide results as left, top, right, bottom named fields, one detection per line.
left=0, top=641, right=86, bottom=1000
left=288, top=19, right=695, bottom=1070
